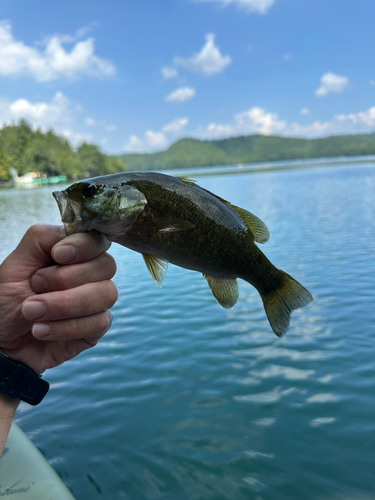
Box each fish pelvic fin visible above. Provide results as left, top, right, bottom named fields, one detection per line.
left=260, top=272, right=313, bottom=337
left=203, top=274, right=239, bottom=309
left=142, top=253, right=168, bottom=287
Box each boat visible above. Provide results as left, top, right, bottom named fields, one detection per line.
left=0, top=424, right=76, bottom=499
left=8, top=168, right=67, bottom=187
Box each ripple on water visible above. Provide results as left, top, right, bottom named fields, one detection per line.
left=4, top=164, right=375, bottom=499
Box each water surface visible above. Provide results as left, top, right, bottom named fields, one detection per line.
left=1, top=160, right=374, bottom=499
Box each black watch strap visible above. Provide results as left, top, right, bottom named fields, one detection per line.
left=0, top=352, right=49, bottom=406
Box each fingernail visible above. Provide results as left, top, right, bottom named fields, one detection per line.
left=108, top=311, right=114, bottom=328
left=22, top=301, right=47, bottom=320
left=53, top=245, right=77, bottom=263
left=104, top=237, right=112, bottom=251
left=30, top=274, right=48, bottom=293
left=32, top=323, right=52, bottom=339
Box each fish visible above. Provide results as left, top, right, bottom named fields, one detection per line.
left=53, top=171, right=312, bottom=337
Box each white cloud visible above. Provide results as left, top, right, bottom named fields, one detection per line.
left=124, top=118, right=190, bottom=153
left=315, top=72, right=348, bottom=97
left=198, top=104, right=375, bottom=141
left=283, top=53, right=292, bottom=61
left=123, top=134, right=144, bottom=152
left=0, top=92, right=99, bottom=147
left=162, top=118, right=188, bottom=133
left=300, top=108, right=310, bottom=115
left=234, top=107, right=287, bottom=135
left=287, top=106, right=375, bottom=136
left=123, top=130, right=168, bottom=153
left=206, top=123, right=233, bottom=135
left=85, top=117, right=95, bottom=126
left=161, top=66, right=178, bottom=79
left=124, top=104, right=375, bottom=155
left=105, top=124, right=117, bottom=132
left=145, top=130, right=168, bottom=148
left=335, top=107, right=375, bottom=128
left=41, top=23, right=98, bottom=45
left=0, top=20, right=116, bottom=82
left=192, top=0, right=275, bottom=14
left=200, top=107, right=286, bottom=139
left=174, top=34, right=231, bottom=77
left=165, top=87, right=196, bottom=103
left=3, top=92, right=72, bottom=127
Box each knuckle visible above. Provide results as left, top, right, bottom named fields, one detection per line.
left=53, top=266, right=71, bottom=289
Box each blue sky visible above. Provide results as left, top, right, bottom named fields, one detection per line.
left=1, top=0, right=374, bottom=154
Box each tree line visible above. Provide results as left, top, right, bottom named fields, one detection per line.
left=2, top=121, right=375, bottom=183
left=119, top=133, right=375, bottom=171
left=0, top=120, right=125, bottom=182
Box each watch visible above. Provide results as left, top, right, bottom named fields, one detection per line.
left=0, top=350, right=49, bottom=405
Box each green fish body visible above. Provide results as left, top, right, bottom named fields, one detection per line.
left=53, top=172, right=312, bottom=337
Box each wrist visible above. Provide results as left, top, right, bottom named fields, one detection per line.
left=0, top=350, right=49, bottom=406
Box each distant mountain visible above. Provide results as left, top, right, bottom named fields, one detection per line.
left=119, top=133, right=375, bottom=171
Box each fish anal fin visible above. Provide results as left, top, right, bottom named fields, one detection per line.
left=261, top=272, right=313, bottom=337
left=230, top=205, right=270, bottom=244
left=203, top=274, right=239, bottom=309
left=142, top=254, right=168, bottom=287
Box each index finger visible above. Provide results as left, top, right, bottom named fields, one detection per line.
left=51, top=231, right=111, bottom=265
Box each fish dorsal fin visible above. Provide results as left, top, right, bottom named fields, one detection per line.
left=229, top=205, right=270, bottom=244
left=142, top=254, right=168, bottom=287
left=178, top=177, right=269, bottom=243
left=203, top=274, right=239, bottom=309
left=178, top=176, right=197, bottom=186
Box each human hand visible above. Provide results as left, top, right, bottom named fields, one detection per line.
left=0, top=224, right=118, bottom=374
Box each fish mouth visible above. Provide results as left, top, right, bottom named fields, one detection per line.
left=52, top=190, right=84, bottom=235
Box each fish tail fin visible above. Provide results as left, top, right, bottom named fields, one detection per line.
left=260, top=272, right=312, bottom=337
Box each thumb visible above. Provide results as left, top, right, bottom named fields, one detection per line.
left=0, top=224, right=65, bottom=283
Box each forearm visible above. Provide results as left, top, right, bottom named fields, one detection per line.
left=0, top=394, right=19, bottom=457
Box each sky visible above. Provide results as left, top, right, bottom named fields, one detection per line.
left=0, top=0, right=374, bottom=154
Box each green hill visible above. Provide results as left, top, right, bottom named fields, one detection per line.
left=119, top=133, right=375, bottom=171
left=2, top=122, right=375, bottom=183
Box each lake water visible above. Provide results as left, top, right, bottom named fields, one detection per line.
left=1, top=160, right=375, bottom=499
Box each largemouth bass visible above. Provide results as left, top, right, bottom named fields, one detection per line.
left=53, top=172, right=312, bottom=337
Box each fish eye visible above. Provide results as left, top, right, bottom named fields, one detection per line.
left=82, top=184, right=97, bottom=197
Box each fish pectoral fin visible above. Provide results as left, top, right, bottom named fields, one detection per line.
left=150, top=217, right=195, bottom=233
left=230, top=205, right=270, bottom=244
left=142, top=254, right=168, bottom=287
left=203, top=274, right=239, bottom=309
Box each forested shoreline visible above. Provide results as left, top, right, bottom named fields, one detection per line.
left=1, top=120, right=375, bottom=182
left=119, top=133, right=375, bottom=171
left=0, top=120, right=125, bottom=182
